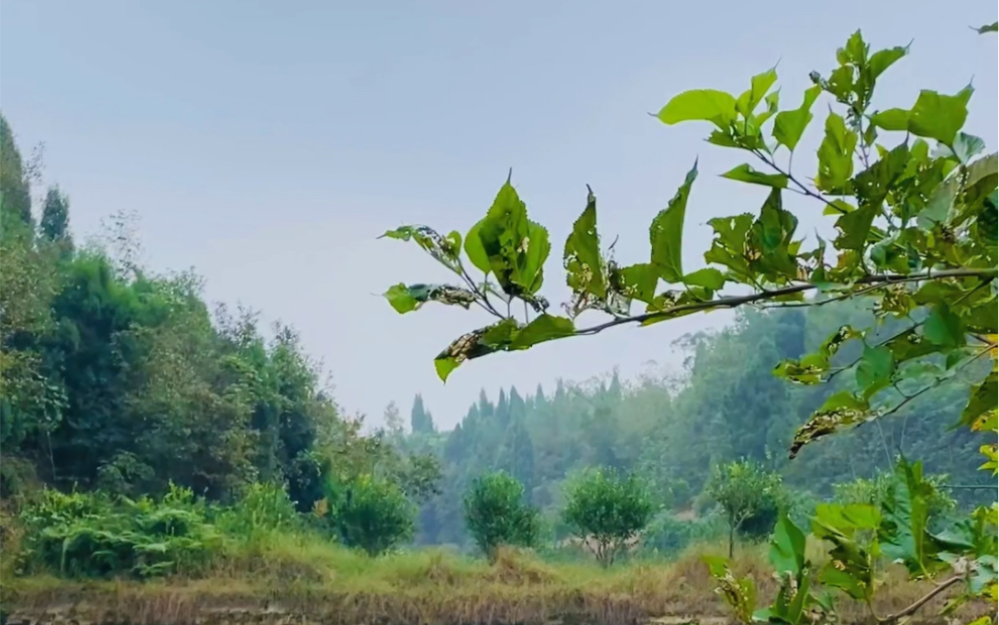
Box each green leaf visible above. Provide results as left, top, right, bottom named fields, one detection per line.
left=464, top=218, right=492, bottom=275
left=524, top=220, right=551, bottom=294
left=433, top=319, right=521, bottom=382
left=922, top=304, right=966, bottom=348
left=879, top=459, right=939, bottom=577
left=510, top=314, right=575, bottom=350
left=720, top=163, right=788, bottom=188
left=682, top=267, right=726, bottom=290
left=476, top=176, right=550, bottom=297
left=960, top=370, right=998, bottom=427
left=855, top=345, right=895, bottom=399
left=769, top=515, right=806, bottom=576
left=383, top=283, right=478, bottom=314
left=381, top=224, right=463, bottom=267
left=657, top=90, right=738, bottom=130
left=611, top=263, right=659, bottom=304
left=816, top=113, right=858, bottom=192
left=918, top=175, right=959, bottom=231
left=811, top=504, right=878, bottom=600
left=947, top=132, right=987, bottom=164
left=833, top=202, right=877, bottom=250
left=564, top=187, right=606, bottom=299
left=869, top=108, right=910, bottom=131
left=650, top=161, right=698, bottom=283
left=384, top=283, right=420, bottom=314
left=746, top=188, right=799, bottom=280
left=773, top=85, right=821, bottom=151
left=790, top=391, right=871, bottom=458
left=974, top=22, right=998, bottom=33
left=736, top=66, right=778, bottom=117
left=867, top=45, right=908, bottom=80
left=907, top=88, right=971, bottom=146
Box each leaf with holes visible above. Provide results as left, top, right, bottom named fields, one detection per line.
left=510, top=314, right=575, bottom=350
left=790, top=391, right=872, bottom=458
left=383, top=283, right=478, bottom=314
left=433, top=319, right=520, bottom=382
left=564, top=187, right=606, bottom=299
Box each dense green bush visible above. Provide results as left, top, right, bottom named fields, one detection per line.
left=18, top=485, right=219, bottom=579
left=463, top=472, right=540, bottom=560
left=561, top=468, right=654, bottom=567
left=325, top=474, right=415, bottom=557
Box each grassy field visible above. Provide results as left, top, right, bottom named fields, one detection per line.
left=4, top=527, right=988, bottom=625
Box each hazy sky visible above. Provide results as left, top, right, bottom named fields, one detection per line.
left=2, top=1, right=996, bottom=430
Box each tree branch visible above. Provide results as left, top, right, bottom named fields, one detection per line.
left=571, top=267, right=997, bottom=338
left=876, top=575, right=963, bottom=625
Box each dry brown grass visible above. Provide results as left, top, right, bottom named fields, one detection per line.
left=3, top=538, right=991, bottom=625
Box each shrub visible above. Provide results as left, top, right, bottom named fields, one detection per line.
left=561, top=468, right=654, bottom=567
left=642, top=510, right=726, bottom=557
left=18, top=484, right=219, bottom=579
left=326, top=474, right=414, bottom=557
left=463, top=472, right=539, bottom=561
left=213, top=481, right=301, bottom=541
left=705, top=459, right=787, bottom=556
left=833, top=471, right=956, bottom=529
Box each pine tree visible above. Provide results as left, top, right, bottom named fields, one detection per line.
left=39, top=186, right=73, bottom=252
left=607, top=370, right=623, bottom=401
left=0, top=113, right=33, bottom=227
left=495, top=389, right=510, bottom=429
left=501, top=415, right=535, bottom=498
left=410, top=394, right=434, bottom=434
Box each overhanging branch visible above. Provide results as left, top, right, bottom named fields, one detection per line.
left=573, top=267, right=997, bottom=338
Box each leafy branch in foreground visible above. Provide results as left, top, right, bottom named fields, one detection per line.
left=381, top=23, right=998, bottom=622
left=382, top=28, right=997, bottom=456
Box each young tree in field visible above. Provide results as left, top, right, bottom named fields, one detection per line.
left=561, top=468, right=654, bottom=567
left=705, top=459, right=785, bottom=557
left=381, top=21, right=998, bottom=623
left=463, top=471, right=539, bottom=561
left=325, top=474, right=414, bottom=557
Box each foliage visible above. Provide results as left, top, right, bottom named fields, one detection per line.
left=642, top=511, right=726, bottom=557
left=706, top=459, right=787, bottom=556
left=561, top=468, right=655, bottom=566
left=323, top=473, right=415, bottom=557
left=382, top=20, right=998, bottom=623
left=18, top=485, right=219, bottom=579
left=832, top=470, right=956, bottom=529
left=463, top=472, right=540, bottom=560
left=706, top=457, right=997, bottom=624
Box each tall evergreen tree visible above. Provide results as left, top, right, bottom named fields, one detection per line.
left=500, top=414, right=535, bottom=499
left=39, top=186, right=73, bottom=252
left=0, top=113, right=33, bottom=227
left=410, top=393, right=434, bottom=434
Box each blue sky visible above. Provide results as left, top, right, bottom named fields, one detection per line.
left=2, top=0, right=996, bottom=429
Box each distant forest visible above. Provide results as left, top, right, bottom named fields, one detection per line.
left=388, top=300, right=989, bottom=548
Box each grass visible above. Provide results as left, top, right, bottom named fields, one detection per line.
left=4, top=529, right=989, bottom=625
left=1, top=487, right=990, bottom=625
